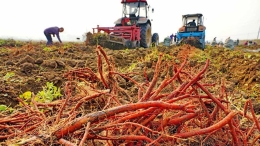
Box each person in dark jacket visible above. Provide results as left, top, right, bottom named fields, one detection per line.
left=173, top=34, right=177, bottom=42
left=170, top=34, right=174, bottom=44
left=44, top=27, right=64, bottom=46
left=188, top=19, right=196, bottom=26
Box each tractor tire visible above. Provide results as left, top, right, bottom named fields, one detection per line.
left=200, top=43, right=205, bottom=51
left=134, top=41, right=140, bottom=48
left=201, top=38, right=205, bottom=50
left=152, top=33, right=159, bottom=46
left=125, top=40, right=133, bottom=49
left=140, top=23, right=152, bottom=48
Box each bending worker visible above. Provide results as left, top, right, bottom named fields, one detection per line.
left=44, top=26, right=64, bottom=46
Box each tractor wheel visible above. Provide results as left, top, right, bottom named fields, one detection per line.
left=125, top=40, right=133, bottom=49
left=140, top=23, right=152, bottom=48
left=200, top=43, right=205, bottom=51
left=201, top=38, right=205, bottom=50
left=152, top=33, right=159, bottom=46
left=134, top=41, right=140, bottom=48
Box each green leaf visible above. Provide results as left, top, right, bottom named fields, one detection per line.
left=20, top=91, right=32, bottom=100
left=0, top=105, right=8, bottom=111
left=3, top=72, right=15, bottom=81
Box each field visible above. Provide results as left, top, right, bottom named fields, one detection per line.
left=0, top=39, right=260, bottom=145
left=239, top=39, right=260, bottom=45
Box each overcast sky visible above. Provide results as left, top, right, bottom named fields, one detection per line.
left=0, top=0, right=260, bottom=42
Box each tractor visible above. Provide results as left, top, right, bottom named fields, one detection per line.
left=176, top=13, right=206, bottom=50
left=90, top=0, right=159, bottom=49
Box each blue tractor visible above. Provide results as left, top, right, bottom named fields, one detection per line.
left=176, top=13, right=206, bottom=50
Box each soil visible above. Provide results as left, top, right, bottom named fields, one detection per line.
left=1, top=39, right=260, bottom=145
left=0, top=40, right=260, bottom=112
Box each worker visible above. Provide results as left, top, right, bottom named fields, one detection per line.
left=212, top=37, right=217, bottom=46
left=173, top=34, right=177, bottom=43
left=44, top=26, right=64, bottom=46
left=188, top=19, right=196, bottom=26
left=225, top=37, right=230, bottom=43
left=245, top=41, right=248, bottom=46
left=170, top=34, right=174, bottom=44
left=213, top=37, right=216, bottom=42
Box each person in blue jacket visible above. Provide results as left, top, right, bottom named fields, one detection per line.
left=44, top=27, right=64, bottom=46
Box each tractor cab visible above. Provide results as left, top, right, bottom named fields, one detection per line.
left=178, top=13, right=205, bottom=33
left=176, top=13, right=206, bottom=50
left=115, top=0, right=152, bottom=26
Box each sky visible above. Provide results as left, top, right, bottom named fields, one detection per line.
left=0, top=0, right=260, bottom=42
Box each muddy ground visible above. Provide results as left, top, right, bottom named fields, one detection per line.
left=0, top=39, right=260, bottom=113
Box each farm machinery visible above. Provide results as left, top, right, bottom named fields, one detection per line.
left=88, top=0, right=159, bottom=49
left=176, top=13, right=206, bottom=50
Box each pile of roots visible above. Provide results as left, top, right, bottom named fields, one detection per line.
left=0, top=46, right=259, bottom=146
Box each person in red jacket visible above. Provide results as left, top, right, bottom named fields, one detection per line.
left=44, top=27, right=64, bottom=46
left=244, top=41, right=248, bottom=46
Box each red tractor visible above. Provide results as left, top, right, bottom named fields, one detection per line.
left=92, top=0, right=159, bottom=49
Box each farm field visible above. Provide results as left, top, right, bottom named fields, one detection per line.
left=239, top=39, right=260, bottom=46
left=0, top=39, right=260, bottom=145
